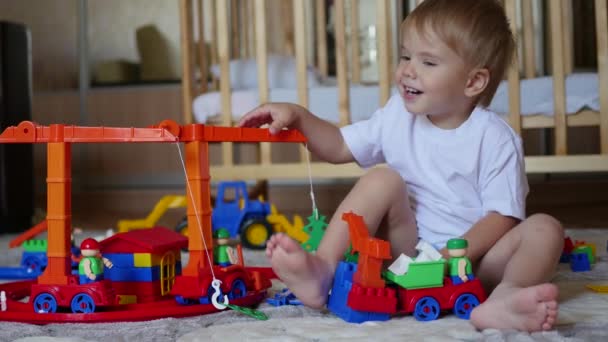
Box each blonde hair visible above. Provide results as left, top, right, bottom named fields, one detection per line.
left=402, top=0, right=515, bottom=107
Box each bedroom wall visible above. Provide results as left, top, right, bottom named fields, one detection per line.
left=0, top=0, right=181, bottom=91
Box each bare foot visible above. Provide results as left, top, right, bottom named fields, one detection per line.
left=470, top=283, right=559, bottom=332
left=265, top=233, right=334, bottom=308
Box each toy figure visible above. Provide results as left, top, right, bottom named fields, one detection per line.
left=447, top=238, right=473, bottom=284
left=214, top=228, right=236, bottom=266
left=78, top=238, right=113, bottom=284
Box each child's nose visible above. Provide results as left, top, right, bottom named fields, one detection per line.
left=400, top=62, right=416, bottom=79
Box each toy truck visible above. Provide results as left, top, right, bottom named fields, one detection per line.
left=327, top=212, right=486, bottom=323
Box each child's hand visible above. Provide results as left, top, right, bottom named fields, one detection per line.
left=238, top=103, right=302, bottom=135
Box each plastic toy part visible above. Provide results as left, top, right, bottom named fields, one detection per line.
left=267, top=205, right=308, bottom=244
left=0, top=121, right=302, bottom=324
left=327, top=262, right=391, bottom=323
left=570, top=253, right=591, bottom=272
left=326, top=211, right=486, bottom=324
left=301, top=209, right=328, bottom=252
left=212, top=181, right=273, bottom=249
left=266, top=288, right=303, bottom=306
left=117, top=195, right=187, bottom=233
left=341, top=212, right=391, bottom=288
left=586, top=285, right=608, bottom=293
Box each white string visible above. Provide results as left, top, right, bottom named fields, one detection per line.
left=304, top=143, right=319, bottom=219
left=164, top=130, right=217, bottom=282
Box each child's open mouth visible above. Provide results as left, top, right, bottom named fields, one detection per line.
left=405, top=86, right=423, bottom=95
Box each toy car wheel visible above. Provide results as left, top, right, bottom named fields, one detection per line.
left=33, top=292, right=58, bottom=313
left=71, top=293, right=96, bottom=313
left=453, top=293, right=480, bottom=320
left=240, top=218, right=273, bottom=249
left=413, top=296, right=440, bottom=321
left=23, top=256, right=44, bottom=274
left=175, top=216, right=188, bottom=236
left=228, top=278, right=247, bottom=299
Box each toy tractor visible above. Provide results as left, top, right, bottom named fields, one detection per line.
left=177, top=181, right=273, bottom=249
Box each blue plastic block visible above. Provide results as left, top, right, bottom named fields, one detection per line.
left=266, top=288, right=303, bottom=306
left=104, top=265, right=160, bottom=282
left=327, top=261, right=390, bottom=323
left=570, top=252, right=591, bottom=272
left=103, top=253, right=135, bottom=268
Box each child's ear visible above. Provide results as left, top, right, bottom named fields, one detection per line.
left=464, top=68, right=489, bottom=98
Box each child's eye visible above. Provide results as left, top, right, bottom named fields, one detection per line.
left=423, top=61, right=437, bottom=66
left=400, top=55, right=411, bottom=61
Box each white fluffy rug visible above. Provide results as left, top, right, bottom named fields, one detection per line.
left=1, top=229, right=607, bottom=342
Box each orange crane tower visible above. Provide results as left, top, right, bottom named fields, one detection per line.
left=0, top=120, right=306, bottom=286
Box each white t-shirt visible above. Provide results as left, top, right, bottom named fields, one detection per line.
left=341, top=94, right=529, bottom=248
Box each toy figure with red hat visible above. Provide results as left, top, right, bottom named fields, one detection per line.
left=78, top=238, right=114, bottom=284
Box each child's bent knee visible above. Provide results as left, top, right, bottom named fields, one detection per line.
left=359, top=168, right=405, bottom=191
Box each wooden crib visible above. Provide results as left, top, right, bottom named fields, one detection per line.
left=178, top=0, right=608, bottom=181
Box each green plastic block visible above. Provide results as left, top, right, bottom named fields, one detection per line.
left=383, top=259, right=446, bottom=289
left=343, top=245, right=359, bottom=263
left=22, top=239, right=48, bottom=252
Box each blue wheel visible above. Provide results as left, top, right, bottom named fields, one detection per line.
left=228, top=279, right=247, bottom=299
left=23, top=256, right=44, bottom=275
left=33, top=293, right=58, bottom=313
left=413, top=296, right=440, bottom=321
left=453, top=293, right=480, bottom=320
left=71, top=293, right=96, bottom=313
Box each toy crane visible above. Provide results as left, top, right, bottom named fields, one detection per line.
left=0, top=120, right=305, bottom=323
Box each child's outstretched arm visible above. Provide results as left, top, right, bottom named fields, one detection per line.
left=238, top=103, right=354, bottom=164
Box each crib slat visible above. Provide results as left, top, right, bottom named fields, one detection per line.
left=282, top=1, right=295, bottom=55
left=596, top=0, right=608, bottom=153
left=351, top=0, right=361, bottom=84
left=562, top=1, right=574, bottom=75
left=294, top=0, right=309, bottom=109
left=315, top=0, right=328, bottom=78
left=179, top=0, right=195, bottom=124
left=549, top=0, right=567, bottom=155
left=293, top=0, right=310, bottom=162
left=209, top=0, right=219, bottom=90
left=217, top=0, right=234, bottom=166
left=230, top=0, right=239, bottom=58
left=376, top=0, right=391, bottom=105
left=335, top=0, right=350, bottom=126
left=505, top=0, right=522, bottom=134
left=522, top=0, right=536, bottom=78
left=255, top=0, right=271, bottom=165
left=196, top=0, right=208, bottom=95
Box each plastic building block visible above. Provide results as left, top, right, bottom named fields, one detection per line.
left=0, top=121, right=303, bottom=323
left=326, top=262, right=390, bottom=323
left=570, top=252, right=591, bottom=272
left=347, top=282, right=397, bottom=314
left=384, top=260, right=446, bottom=289
left=267, top=205, right=308, bottom=243
left=342, top=212, right=391, bottom=288
left=572, top=245, right=595, bottom=264
left=266, top=288, right=303, bottom=306
left=586, top=285, right=608, bottom=293
left=301, top=209, right=328, bottom=252
left=117, top=195, right=187, bottom=233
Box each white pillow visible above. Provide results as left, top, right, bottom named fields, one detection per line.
left=210, top=55, right=321, bottom=89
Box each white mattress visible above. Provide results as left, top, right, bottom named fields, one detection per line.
left=193, top=72, right=600, bottom=124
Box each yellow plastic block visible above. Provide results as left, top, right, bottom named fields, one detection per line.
left=586, top=285, right=608, bottom=293
left=117, top=295, right=138, bottom=304
left=134, top=252, right=180, bottom=267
